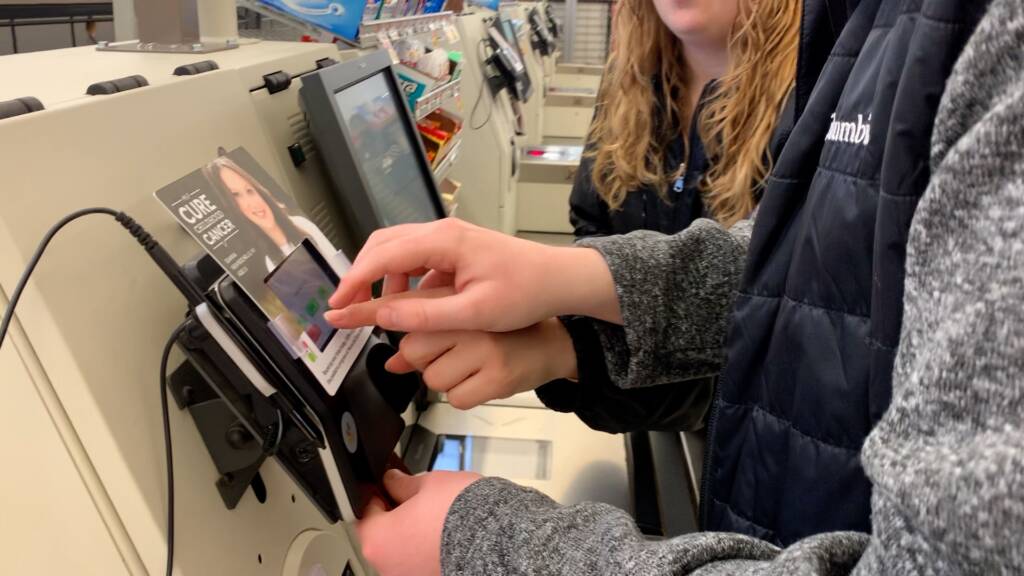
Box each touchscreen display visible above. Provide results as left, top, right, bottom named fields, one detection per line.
left=264, top=240, right=339, bottom=352
left=333, top=73, right=438, bottom=226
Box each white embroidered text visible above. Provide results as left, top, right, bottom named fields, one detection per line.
left=825, top=113, right=872, bottom=146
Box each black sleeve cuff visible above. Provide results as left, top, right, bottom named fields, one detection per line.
left=535, top=315, right=614, bottom=412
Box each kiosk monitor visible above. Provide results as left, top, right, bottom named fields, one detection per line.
left=300, top=51, right=446, bottom=250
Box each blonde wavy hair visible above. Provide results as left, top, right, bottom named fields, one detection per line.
left=586, top=0, right=800, bottom=227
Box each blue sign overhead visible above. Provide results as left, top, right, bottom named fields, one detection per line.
left=422, top=0, right=446, bottom=14
left=468, top=0, right=499, bottom=11
left=258, top=0, right=367, bottom=41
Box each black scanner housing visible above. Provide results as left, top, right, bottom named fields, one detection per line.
left=172, top=252, right=420, bottom=522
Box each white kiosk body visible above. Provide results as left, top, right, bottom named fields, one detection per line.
left=444, top=10, right=520, bottom=234
left=0, top=41, right=371, bottom=576
left=0, top=23, right=627, bottom=576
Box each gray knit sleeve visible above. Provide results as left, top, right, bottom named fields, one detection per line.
left=575, top=216, right=754, bottom=388
left=441, top=477, right=867, bottom=576
left=441, top=2, right=1024, bottom=575
left=852, top=0, right=1024, bottom=571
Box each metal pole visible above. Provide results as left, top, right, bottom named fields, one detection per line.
left=197, top=0, right=239, bottom=41
left=104, top=0, right=237, bottom=52
left=112, top=0, right=137, bottom=41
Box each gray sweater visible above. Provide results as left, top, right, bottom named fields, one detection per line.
left=440, top=0, right=1024, bottom=573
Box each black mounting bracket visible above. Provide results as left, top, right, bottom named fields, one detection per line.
left=168, top=359, right=275, bottom=509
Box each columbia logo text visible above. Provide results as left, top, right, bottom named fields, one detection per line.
left=825, top=113, right=872, bottom=146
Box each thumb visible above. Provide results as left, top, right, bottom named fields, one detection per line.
left=382, top=469, right=426, bottom=504
left=355, top=496, right=389, bottom=543
left=385, top=351, right=416, bottom=374
left=362, top=496, right=388, bottom=519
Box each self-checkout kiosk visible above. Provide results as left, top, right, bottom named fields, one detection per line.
left=523, top=0, right=562, bottom=80
left=443, top=8, right=522, bottom=233
left=508, top=2, right=587, bottom=235
left=529, top=4, right=560, bottom=97
left=542, top=2, right=562, bottom=77
left=553, top=62, right=603, bottom=90
left=0, top=3, right=626, bottom=575
left=0, top=35, right=389, bottom=575
left=442, top=2, right=587, bottom=236
left=534, top=2, right=598, bottom=142
left=543, top=83, right=597, bottom=141
left=497, top=3, right=546, bottom=146
left=525, top=3, right=558, bottom=64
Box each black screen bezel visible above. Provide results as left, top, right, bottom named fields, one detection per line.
left=299, top=51, right=446, bottom=251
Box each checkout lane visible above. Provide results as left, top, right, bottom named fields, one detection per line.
left=0, top=3, right=637, bottom=575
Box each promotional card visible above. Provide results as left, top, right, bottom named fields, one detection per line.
left=155, top=147, right=371, bottom=395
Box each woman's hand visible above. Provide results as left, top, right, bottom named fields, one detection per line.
left=357, top=470, right=482, bottom=576
left=324, top=218, right=620, bottom=333
left=386, top=318, right=578, bottom=410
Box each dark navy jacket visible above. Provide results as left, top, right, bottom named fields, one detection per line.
left=540, top=0, right=988, bottom=546
left=536, top=86, right=715, bottom=434
left=705, top=0, right=988, bottom=545
left=538, top=85, right=794, bottom=434
left=568, top=82, right=709, bottom=239
left=568, top=81, right=794, bottom=238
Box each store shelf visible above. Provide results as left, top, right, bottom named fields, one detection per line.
left=358, top=11, right=458, bottom=49
left=433, top=137, right=462, bottom=181
left=236, top=2, right=458, bottom=48
left=415, top=77, right=460, bottom=120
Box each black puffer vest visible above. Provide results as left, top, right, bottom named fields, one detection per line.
left=703, top=0, right=988, bottom=546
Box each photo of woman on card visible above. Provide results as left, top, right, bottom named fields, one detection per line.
left=202, top=154, right=347, bottom=275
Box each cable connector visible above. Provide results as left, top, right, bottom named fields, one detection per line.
left=115, top=211, right=158, bottom=250
left=1, top=206, right=206, bottom=347
left=114, top=211, right=206, bottom=307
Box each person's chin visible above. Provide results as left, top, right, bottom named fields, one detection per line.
left=667, top=19, right=707, bottom=36
left=253, top=219, right=276, bottom=233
